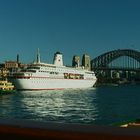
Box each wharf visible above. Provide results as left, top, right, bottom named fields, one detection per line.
left=0, top=119, right=140, bottom=139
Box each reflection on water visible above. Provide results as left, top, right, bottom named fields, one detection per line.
left=20, top=88, right=98, bottom=123
left=0, top=85, right=140, bottom=125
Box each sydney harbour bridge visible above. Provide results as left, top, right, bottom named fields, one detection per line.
left=91, top=49, right=140, bottom=84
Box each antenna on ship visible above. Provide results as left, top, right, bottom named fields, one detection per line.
left=36, top=48, right=41, bottom=63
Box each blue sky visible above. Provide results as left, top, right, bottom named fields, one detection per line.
left=0, top=0, right=140, bottom=65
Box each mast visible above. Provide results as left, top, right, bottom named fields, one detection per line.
left=36, top=48, right=41, bottom=63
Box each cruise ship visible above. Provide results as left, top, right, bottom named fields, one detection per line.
left=10, top=50, right=97, bottom=90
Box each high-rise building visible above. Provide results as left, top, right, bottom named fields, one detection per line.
left=72, top=55, right=80, bottom=67
left=17, top=54, right=19, bottom=64
left=82, top=54, right=91, bottom=71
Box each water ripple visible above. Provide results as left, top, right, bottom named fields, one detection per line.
left=0, top=86, right=140, bottom=125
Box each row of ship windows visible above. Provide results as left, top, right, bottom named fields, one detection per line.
left=26, top=67, right=86, bottom=74
left=15, top=77, right=64, bottom=79
left=39, top=69, right=94, bottom=75
left=40, top=68, right=78, bottom=73
left=39, top=71, right=59, bottom=75
left=14, top=76, right=85, bottom=80
left=29, top=78, right=85, bottom=83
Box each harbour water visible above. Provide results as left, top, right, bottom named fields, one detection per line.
left=0, top=85, right=140, bottom=126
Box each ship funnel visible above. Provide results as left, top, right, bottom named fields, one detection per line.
left=36, top=48, right=41, bottom=63
left=53, top=52, right=63, bottom=66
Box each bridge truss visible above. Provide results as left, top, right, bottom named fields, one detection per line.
left=91, top=49, right=140, bottom=70
left=91, top=49, right=140, bottom=84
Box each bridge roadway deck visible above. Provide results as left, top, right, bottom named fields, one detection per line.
left=93, top=67, right=140, bottom=71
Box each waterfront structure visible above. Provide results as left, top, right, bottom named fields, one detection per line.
left=5, top=61, right=19, bottom=69
left=82, top=54, right=91, bottom=71
left=4, top=55, right=27, bottom=73
left=72, top=55, right=80, bottom=67
left=9, top=50, right=97, bottom=90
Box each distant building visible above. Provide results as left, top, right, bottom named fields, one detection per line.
left=82, top=54, right=91, bottom=71
left=4, top=54, right=26, bottom=71
left=17, top=54, right=19, bottom=64
left=5, top=61, right=19, bottom=69
left=4, top=60, right=27, bottom=71
left=72, top=55, right=80, bottom=67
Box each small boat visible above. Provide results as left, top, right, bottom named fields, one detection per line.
left=0, top=80, right=15, bottom=94
left=119, top=118, right=140, bottom=128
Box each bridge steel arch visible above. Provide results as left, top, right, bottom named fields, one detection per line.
left=91, top=49, right=140, bottom=69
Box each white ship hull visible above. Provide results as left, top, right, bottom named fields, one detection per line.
left=10, top=51, right=97, bottom=90
left=11, top=78, right=96, bottom=90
